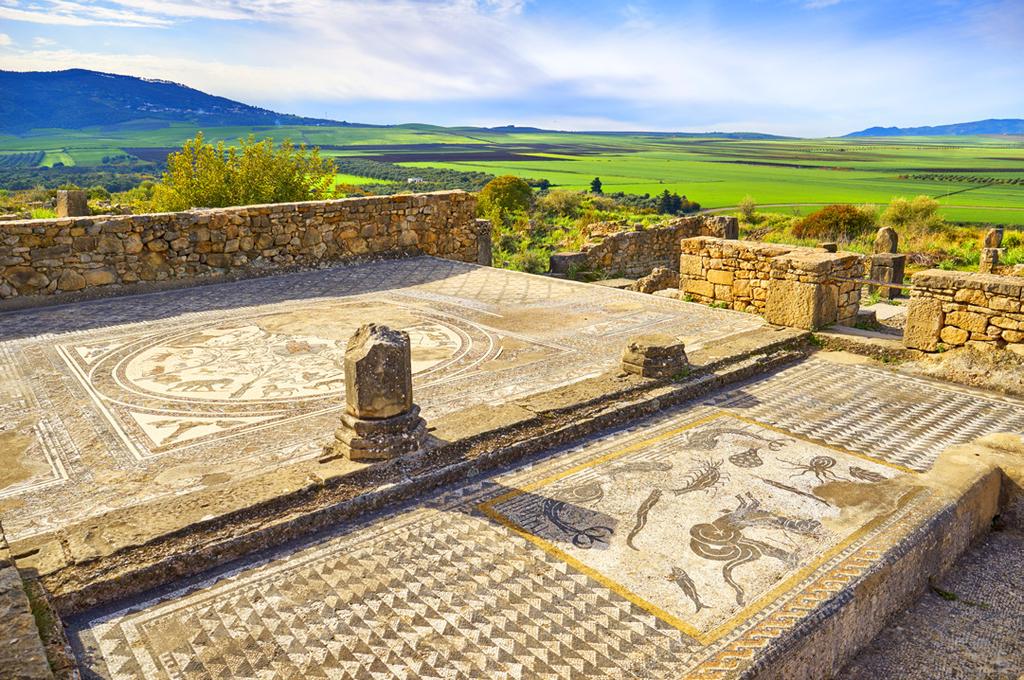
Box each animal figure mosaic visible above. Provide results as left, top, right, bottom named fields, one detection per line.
left=626, top=458, right=726, bottom=550
left=784, top=455, right=843, bottom=483
left=541, top=498, right=613, bottom=549
left=689, top=493, right=821, bottom=605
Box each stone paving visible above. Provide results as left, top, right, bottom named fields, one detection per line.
left=67, top=357, right=1024, bottom=680
left=843, top=527, right=1024, bottom=679
left=0, top=257, right=765, bottom=542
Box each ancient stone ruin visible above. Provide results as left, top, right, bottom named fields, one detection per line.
left=1, top=195, right=1022, bottom=680
left=327, top=324, right=427, bottom=462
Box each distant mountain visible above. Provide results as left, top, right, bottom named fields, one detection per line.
left=845, top=118, right=1024, bottom=137
left=0, top=69, right=350, bottom=133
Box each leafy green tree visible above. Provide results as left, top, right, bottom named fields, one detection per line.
left=590, top=177, right=603, bottom=194
left=152, top=132, right=338, bottom=211
left=478, top=175, right=534, bottom=228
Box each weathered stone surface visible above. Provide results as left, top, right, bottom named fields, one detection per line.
left=56, top=269, right=86, bottom=292
left=818, top=242, right=838, bottom=253
left=868, top=253, right=906, bottom=300
left=0, top=527, right=54, bottom=679
left=904, top=297, right=945, bottom=351
left=979, top=247, right=1002, bottom=274
left=56, top=189, right=89, bottom=218
left=765, top=279, right=837, bottom=330
left=940, top=325, right=969, bottom=345
left=631, top=266, right=679, bottom=294
left=344, top=324, right=413, bottom=419
left=874, top=226, right=898, bottom=254
left=620, top=333, right=688, bottom=378
left=0, top=191, right=481, bottom=307
left=549, top=215, right=736, bottom=278
left=982, top=227, right=1002, bottom=249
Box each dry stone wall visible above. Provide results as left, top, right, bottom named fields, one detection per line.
left=0, top=191, right=483, bottom=308
left=549, top=215, right=738, bottom=278
left=904, top=269, right=1024, bottom=354
left=679, top=237, right=864, bottom=330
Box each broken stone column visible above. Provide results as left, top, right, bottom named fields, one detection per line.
left=475, top=218, right=493, bottom=266
left=979, top=248, right=1002, bottom=274
left=325, top=324, right=426, bottom=462
left=621, top=334, right=688, bottom=378
left=873, top=227, right=898, bottom=254
left=983, top=228, right=1003, bottom=249
left=55, top=190, right=89, bottom=217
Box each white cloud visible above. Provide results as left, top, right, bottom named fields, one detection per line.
left=33, top=37, right=57, bottom=46
left=0, top=33, right=12, bottom=46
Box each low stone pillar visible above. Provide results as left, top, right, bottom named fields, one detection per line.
left=55, top=190, right=89, bottom=217
left=982, top=228, right=1003, bottom=249
left=474, top=218, right=493, bottom=266
left=324, top=324, right=426, bottom=462
left=873, top=227, right=898, bottom=254
left=903, top=297, right=944, bottom=351
left=621, top=334, right=688, bottom=378
left=980, top=248, right=1002, bottom=274
left=869, top=253, right=906, bottom=299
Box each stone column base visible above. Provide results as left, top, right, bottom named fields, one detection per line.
left=323, top=405, right=427, bottom=462
left=621, top=333, right=688, bottom=378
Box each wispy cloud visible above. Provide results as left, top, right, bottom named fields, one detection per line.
left=0, top=33, right=12, bottom=46
left=32, top=37, right=57, bottom=46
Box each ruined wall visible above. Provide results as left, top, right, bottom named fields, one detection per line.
left=904, top=269, right=1024, bottom=354
left=0, top=191, right=483, bottom=307
left=549, top=215, right=738, bottom=278
left=679, top=236, right=864, bottom=329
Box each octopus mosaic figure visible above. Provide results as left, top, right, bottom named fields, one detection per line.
left=689, top=493, right=822, bottom=605
left=782, top=455, right=844, bottom=484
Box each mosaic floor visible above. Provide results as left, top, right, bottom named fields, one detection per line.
left=0, top=258, right=764, bottom=540
left=68, top=359, right=1024, bottom=680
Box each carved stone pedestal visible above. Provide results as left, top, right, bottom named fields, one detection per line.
left=621, top=333, right=688, bottom=379
left=321, top=323, right=426, bottom=463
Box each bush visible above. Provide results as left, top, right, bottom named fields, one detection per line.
left=478, top=175, right=534, bottom=227
left=536, top=189, right=585, bottom=218
left=793, top=204, right=877, bottom=242
left=738, top=195, right=756, bottom=221
left=880, top=196, right=944, bottom=234
left=152, top=132, right=337, bottom=211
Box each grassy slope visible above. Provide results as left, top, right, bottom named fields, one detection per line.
left=0, top=123, right=1021, bottom=224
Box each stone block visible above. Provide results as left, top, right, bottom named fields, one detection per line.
left=940, top=326, right=969, bottom=345
left=57, top=269, right=86, bottom=291
left=56, top=189, right=89, bottom=217
left=873, top=227, right=898, bottom=254
left=679, top=254, right=703, bottom=277
left=345, top=324, right=413, bottom=420
left=945, top=310, right=989, bottom=334
left=684, top=279, right=715, bottom=299
left=764, top=279, right=837, bottom=330
left=903, top=297, right=944, bottom=351
left=707, top=269, right=734, bottom=286
left=621, top=333, right=688, bottom=378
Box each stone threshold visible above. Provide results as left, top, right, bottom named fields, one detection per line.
left=13, top=326, right=809, bottom=623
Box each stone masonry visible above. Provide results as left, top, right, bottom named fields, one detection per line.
left=679, top=237, right=863, bottom=329
left=548, top=214, right=738, bottom=277
left=904, top=269, right=1024, bottom=354
left=0, top=191, right=483, bottom=307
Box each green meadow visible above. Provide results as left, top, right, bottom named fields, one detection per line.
left=1, top=122, right=1021, bottom=225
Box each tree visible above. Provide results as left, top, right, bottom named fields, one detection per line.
left=738, top=195, right=756, bottom=222
left=792, top=204, right=877, bottom=242
left=152, top=132, right=338, bottom=211
left=478, top=175, right=534, bottom=228
left=590, top=177, right=603, bottom=194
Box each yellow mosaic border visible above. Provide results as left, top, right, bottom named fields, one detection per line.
left=478, top=411, right=918, bottom=645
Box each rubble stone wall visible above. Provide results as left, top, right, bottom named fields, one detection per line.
left=679, top=237, right=864, bottom=329
left=549, top=215, right=738, bottom=278
left=904, top=269, right=1024, bottom=354
left=0, top=191, right=483, bottom=308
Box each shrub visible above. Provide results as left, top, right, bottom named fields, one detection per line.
left=738, top=195, right=756, bottom=221
left=478, top=175, right=534, bottom=228
left=536, top=189, right=584, bottom=218
left=152, top=132, right=337, bottom=211
left=880, top=196, right=944, bottom=234
left=792, top=204, right=877, bottom=242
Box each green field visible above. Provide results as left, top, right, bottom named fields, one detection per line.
left=1, top=121, right=1021, bottom=224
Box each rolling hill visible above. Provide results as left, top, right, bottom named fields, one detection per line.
left=845, top=118, right=1024, bottom=137
left=0, top=69, right=349, bottom=133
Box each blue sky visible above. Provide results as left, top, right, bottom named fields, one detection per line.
left=0, top=0, right=1021, bottom=136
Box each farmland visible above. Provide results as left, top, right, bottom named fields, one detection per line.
left=0, top=122, right=1022, bottom=225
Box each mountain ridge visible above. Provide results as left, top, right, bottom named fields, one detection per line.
left=844, top=118, right=1024, bottom=137
left=0, top=69, right=351, bottom=133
